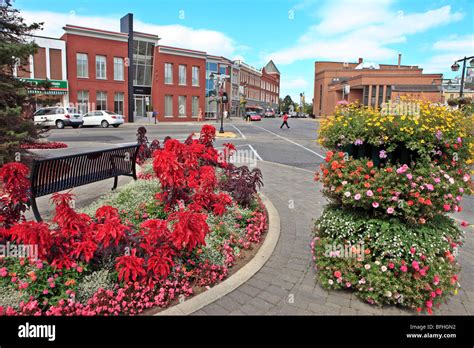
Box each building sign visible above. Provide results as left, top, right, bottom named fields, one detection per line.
left=19, top=78, right=68, bottom=95
left=133, top=86, right=152, bottom=95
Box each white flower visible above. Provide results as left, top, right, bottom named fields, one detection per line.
left=344, top=191, right=351, bottom=197
left=375, top=261, right=381, bottom=265
left=384, top=291, right=392, bottom=298
left=364, top=264, right=371, bottom=270
left=381, top=266, right=387, bottom=272
left=342, top=181, right=348, bottom=185
left=449, top=177, right=455, bottom=185
left=328, top=279, right=334, bottom=285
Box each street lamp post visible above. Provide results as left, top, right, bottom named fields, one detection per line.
left=209, top=73, right=229, bottom=133
left=451, top=56, right=474, bottom=98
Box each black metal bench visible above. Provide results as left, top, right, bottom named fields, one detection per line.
left=29, top=145, right=139, bottom=221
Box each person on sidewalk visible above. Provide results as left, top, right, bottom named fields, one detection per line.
left=280, top=113, right=290, bottom=129
left=198, top=108, right=203, bottom=122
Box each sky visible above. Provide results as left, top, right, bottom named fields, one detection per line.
left=13, top=0, right=474, bottom=103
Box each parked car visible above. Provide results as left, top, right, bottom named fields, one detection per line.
left=82, top=110, right=125, bottom=128
left=264, top=109, right=276, bottom=118
left=33, top=106, right=83, bottom=129
left=248, top=112, right=262, bottom=121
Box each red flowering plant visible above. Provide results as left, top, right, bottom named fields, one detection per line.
left=317, top=151, right=471, bottom=224
left=0, top=162, right=31, bottom=228
left=20, top=142, right=68, bottom=150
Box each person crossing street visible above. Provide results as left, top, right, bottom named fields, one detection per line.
left=280, top=112, right=290, bottom=129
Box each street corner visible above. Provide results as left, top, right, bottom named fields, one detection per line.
left=216, top=131, right=238, bottom=138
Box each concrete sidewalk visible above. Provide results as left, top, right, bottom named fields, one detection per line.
left=192, top=160, right=474, bottom=315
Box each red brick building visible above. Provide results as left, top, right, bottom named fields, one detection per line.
left=61, top=25, right=130, bottom=117
left=37, top=13, right=281, bottom=123
left=313, top=57, right=443, bottom=117
left=153, top=46, right=206, bottom=121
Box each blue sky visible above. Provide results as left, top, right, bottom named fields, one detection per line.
left=14, top=0, right=474, bottom=102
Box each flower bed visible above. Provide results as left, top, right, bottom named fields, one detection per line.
left=20, top=142, right=68, bottom=149
left=0, top=125, right=268, bottom=316
left=314, top=101, right=473, bottom=314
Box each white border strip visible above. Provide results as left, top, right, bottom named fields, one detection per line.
left=156, top=193, right=280, bottom=315
left=230, top=124, right=246, bottom=139
left=248, top=144, right=263, bottom=161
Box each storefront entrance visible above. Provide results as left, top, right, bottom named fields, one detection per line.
left=134, top=95, right=147, bottom=118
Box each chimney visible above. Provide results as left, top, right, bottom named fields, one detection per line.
left=398, top=54, right=402, bottom=68
left=358, top=58, right=363, bottom=64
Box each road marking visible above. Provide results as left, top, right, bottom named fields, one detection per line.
left=248, top=144, right=263, bottom=161
left=230, top=124, right=246, bottom=139
left=252, top=124, right=325, bottom=159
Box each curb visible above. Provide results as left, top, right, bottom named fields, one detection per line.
left=156, top=193, right=281, bottom=315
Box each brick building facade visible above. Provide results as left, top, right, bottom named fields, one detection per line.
left=313, top=57, right=443, bottom=117
left=21, top=13, right=280, bottom=123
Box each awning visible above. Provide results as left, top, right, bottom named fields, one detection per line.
left=28, top=89, right=68, bottom=95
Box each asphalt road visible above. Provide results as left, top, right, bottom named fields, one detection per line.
left=36, top=117, right=473, bottom=223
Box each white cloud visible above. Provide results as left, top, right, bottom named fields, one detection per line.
left=282, top=77, right=309, bottom=89
left=265, top=4, right=464, bottom=66
left=20, top=10, right=238, bottom=57
left=422, top=35, right=474, bottom=74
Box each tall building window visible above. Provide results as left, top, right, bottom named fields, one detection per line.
left=179, top=65, right=187, bottom=85
left=165, top=63, right=173, bottom=84
left=386, top=86, right=392, bottom=101
left=178, top=96, right=186, bottom=116
left=96, top=55, right=107, bottom=79
left=114, top=92, right=124, bottom=115
left=133, top=40, right=154, bottom=86
left=164, top=95, right=173, bottom=116
left=78, top=90, right=89, bottom=114
left=96, top=91, right=107, bottom=110
left=192, top=66, right=199, bottom=86
left=192, top=96, right=199, bottom=117
left=378, top=85, right=384, bottom=106
left=114, top=57, right=124, bottom=81
left=370, top=85, right=377, bottom=106
left=363, top=86, right=369, bottom=106
left=76, top=53, right=88, bottom=78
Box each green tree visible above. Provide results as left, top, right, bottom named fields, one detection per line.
left=0, top=4, right=43, bottom=164
left=281, top=95, right=294, bottom=112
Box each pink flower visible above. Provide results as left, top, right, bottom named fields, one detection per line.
left=435, top=288, right=442, bottom=295
left=406, top=174, right=413, bottom=180
left=412, top=260, right=420, bottom=271
left=425, top=301, right=433, bottom=308
left=419, top=268, right=426, bottom=276
left=396, top=164, right=409, bottom=174
left=388, top=263, right=395, bottom=269
left=366, top=190, right=373, bottom=197
left=372, top=202, right=379, bottom=208
left=346, top=282, right=352, bottom=288
left=456, top=196, right=462, bottom=202
left=334, top=271, right=342, bottom=278
left=410, top=247, right=416, bottom=254
left=433, top=275, right=440, bottom=285
left=386, top=207, right=394, bottom=214
left=426, top=184, right=434, bottom=191
left=43, top=289, right=49, bottom=295
left=430, top=292, right=436, bottom=298
left=49, top=283, right=55, bottom=288
left=443, top=204, right=451, bottom=211
left=354, top=193, right=361, bottom=200
left=434, top=177, right=441, bottom=183
left=400, top=265, right=408, bottom=273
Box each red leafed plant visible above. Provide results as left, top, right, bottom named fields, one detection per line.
left=115, top=248, right=147, bottom=282
left=93, top=206, right=127, bottom=248
left=7, top=221, right=53, bottom=259
left=168, top=210, right=210, bottom=252
left=0, top=162, right=31, bottom=227
left=199, top=124, right=216, bottom=147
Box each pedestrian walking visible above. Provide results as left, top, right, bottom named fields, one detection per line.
left=198, top=108, right=203, bottom=122
left=280, top=112, right=290, bottom=129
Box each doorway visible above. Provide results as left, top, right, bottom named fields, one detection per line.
left=134, top=95, right=147, bottom=118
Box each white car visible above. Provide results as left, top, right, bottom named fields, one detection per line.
left=82, top=110, right=125, bottom=128
left=33, top=107, right=83, bottom=129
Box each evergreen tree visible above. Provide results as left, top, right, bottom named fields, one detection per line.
left=0, top=3, right=43, bottom=164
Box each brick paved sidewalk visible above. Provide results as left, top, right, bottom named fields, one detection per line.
left=194, top=161, right=474, bottom=315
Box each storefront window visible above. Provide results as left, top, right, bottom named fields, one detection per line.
left=96, top=91, right=107, bottom=110
left=114, top=92, right=124, bottom=115
left=78, top=90, right=89, bottom=114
